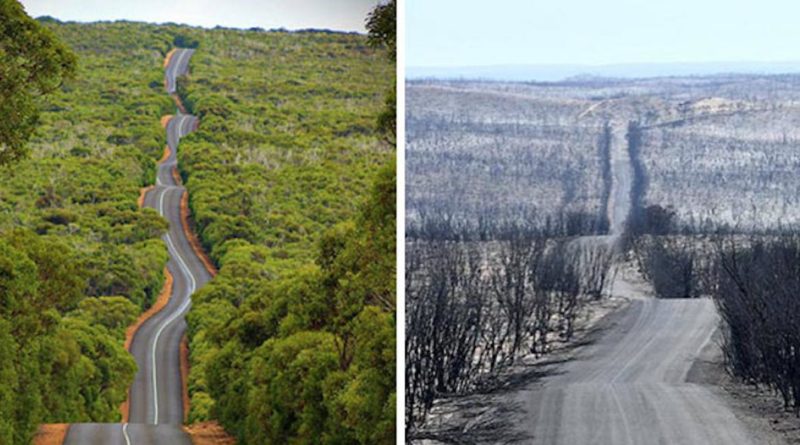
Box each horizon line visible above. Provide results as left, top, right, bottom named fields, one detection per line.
left=34, top=15, right=366, bottom=34
left=407, top=59, right=800, bottom=71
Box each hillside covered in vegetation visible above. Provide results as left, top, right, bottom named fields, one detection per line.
left=1, top=5, right=395, bottom=443
left=171, top=24, right=396, bottom=443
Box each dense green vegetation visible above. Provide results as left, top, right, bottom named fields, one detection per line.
left=0, top=13, right=182, bottom=443
left=0, top=229, right=137, bottom=444
left=0, top=5, right=395, bottom=442
left=173, top=23, right=396, bottom=444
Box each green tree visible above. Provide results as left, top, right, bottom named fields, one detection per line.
left=0, top=320, right=16, bottom=444
left=326, top=306, right=395, bottom=444
left=366, top=0, right=396, bottom=140
left=247, top=331, right=339, bottom=444
left=73, top=296, right=138, bottom=336
left=0, top=1, right=76, bottom=164
left=366, top=0, right=396, bottom=59
left=59, top=318, right=137, bottom=420
left=5, top=229, right=86, bottom=313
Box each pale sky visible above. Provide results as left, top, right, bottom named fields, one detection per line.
left=21, top=0, right=378, bottom=32
left=408, top=0, right=800, bottom=67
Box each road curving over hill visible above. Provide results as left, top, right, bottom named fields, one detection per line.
left=516, top=118, right=760, bottom=444
left=65, top=48, right=206, bottom=445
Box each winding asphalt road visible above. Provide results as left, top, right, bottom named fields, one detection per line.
left=165, top=48, right=193, bottom=94
left=65, top=48, right=205, bottom=445
left=516, top=119, right=759, bottom=444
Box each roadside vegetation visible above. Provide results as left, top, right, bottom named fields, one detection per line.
left=170, top=4, right=397, bottom=443
left=0, top=6, right=180, bottom=444
left=406, top=224, right=614, bottom=429
left=630, top=226, right=800, bottom=414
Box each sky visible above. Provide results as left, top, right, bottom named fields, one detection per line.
left=407, top=0, right=800, bottom=68
left=20, top=0, right=378, bottom=32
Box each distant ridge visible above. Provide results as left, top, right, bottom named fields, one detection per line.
left=34, top=16, right=362, bottom=34
left=407, top=61, right=800, bottom=82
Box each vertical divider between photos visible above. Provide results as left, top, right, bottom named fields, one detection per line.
left=395, top=0, right=406, bottom=440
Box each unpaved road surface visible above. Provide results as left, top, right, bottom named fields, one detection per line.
left=607, top=123, right=632, bottom=238
left=518, top=117, right=762, bottom=444
left=517, top=293, right=758, bottom=444
left=65, top=48, right=205, bottom=445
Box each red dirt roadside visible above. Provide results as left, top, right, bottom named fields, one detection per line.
left=32, top=424, right=69, bottom=445
left=184, top=422, right=236, bottom=445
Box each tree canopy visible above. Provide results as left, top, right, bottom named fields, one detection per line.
left=173, top=21, right=396, bottom=443
left=366, top=0, right=396, bottom=60
left=0, top=0, right=76, bottom=164
left=366, top=0, right=396, bottom=140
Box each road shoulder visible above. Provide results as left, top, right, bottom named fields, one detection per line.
left=183, top=422, right=236, bottom=445
left=32, top=424, right=69, bottom=445
left=687, top=331, right=795, bottom=445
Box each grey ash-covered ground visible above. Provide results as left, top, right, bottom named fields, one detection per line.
left=407, top=75, right=800, bottom=233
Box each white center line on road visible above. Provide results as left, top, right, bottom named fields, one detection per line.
left=180, top=114, right=192, bottom=137
left=139, top=48, right=199, bottom=427
left=122, top=423, right=131, bottom=445
left=178, top=114, right=188, bottom=139
left=150, top=186, right=198, bottom=424
left=169, top=114, right=183, bottom=149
